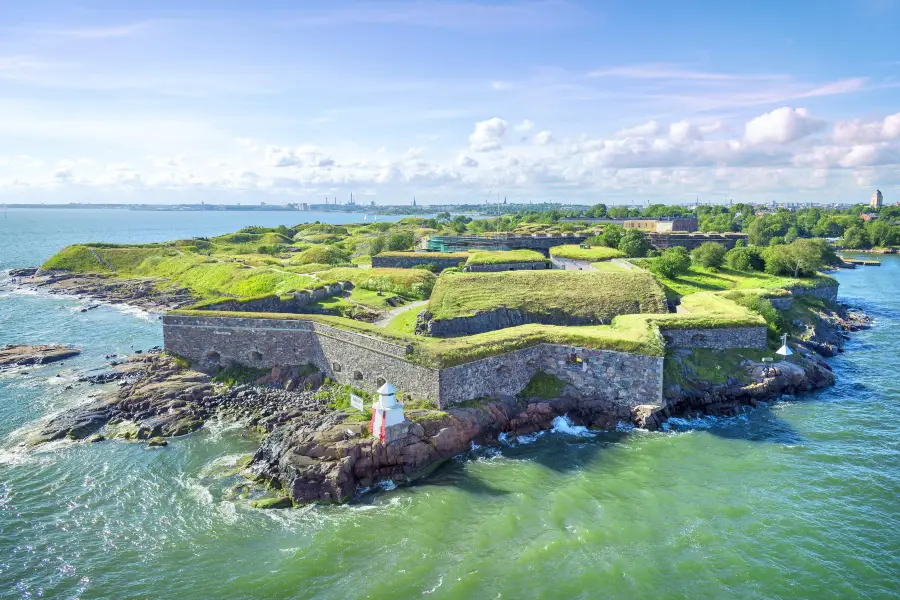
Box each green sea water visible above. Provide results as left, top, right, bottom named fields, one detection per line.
left=1, top=210, right=898, bottom=599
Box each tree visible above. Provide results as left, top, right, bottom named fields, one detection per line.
left=691, top=242, right=726, bottom=268
left=841, top=225, right=870, bottom=249
left=651, top=246, right=691, bottom=278
left=725, top=246, right=765, bottom=271
left=386, top=231, right=415, bottom=251
left=618, top=229, right=650, bottom=258
left=598, top=224, right=623, bottom=249
left=368, top=236, right=386, bottom=256
left=763, top=239, right=825, bottom=278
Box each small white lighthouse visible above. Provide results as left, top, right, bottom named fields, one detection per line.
left=369, top=383, right=406, bottom=443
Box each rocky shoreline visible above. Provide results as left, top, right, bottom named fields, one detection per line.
left=5, top=268, right=195, bottom=313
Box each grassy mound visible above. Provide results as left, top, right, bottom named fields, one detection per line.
left=550, top=245, right=624, bottom=261
left=316, top=267, right=436, bottom=299
left=377, top=251, right=470, bottom=260
left=466, top=249, right=547, bottom=266
left=428, top=271, right=668, bottom=322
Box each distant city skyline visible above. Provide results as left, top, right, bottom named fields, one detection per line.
left=0, top=0, right=898, bottom=205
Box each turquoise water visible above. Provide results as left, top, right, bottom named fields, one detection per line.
left=1, top=211, right=898, bottom=599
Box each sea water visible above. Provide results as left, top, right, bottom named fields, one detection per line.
left=1, top=209, right=898, bottom=599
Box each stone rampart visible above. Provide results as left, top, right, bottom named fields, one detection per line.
left=420, top=308, right=601, bottom=337
left=769, top=297, right=793, bottom=311
left=372, top=255, right=465, bottom=270
left=463, top=262, right=551, bottom=272
left=163, top=314, right=440, bottom=402
left=437, top=344, right=664, bottom=408
left=788, top=285, right=838, bottom=303
left=659, top=326, right=767, bottom=350
left=163, top=314, right=665, bottom=409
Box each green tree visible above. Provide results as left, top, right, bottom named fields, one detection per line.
left=368, top=236, right=386, bottom=256
left=618, top=229, right=650, bottom=258
left=841, top=225, right=870, bottom=249
left=598, top=224, right=623, bottom=248
left=386, top=231, right=415, bottom=251
left=651, top=246, right=691, bottom=278
left=691, top=242, right=727, bottom=268
left=725, top=246, right=765, bottom=271
left=763, top=239, right=825, bottom=277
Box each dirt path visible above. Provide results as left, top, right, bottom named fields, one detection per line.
left=373, top=300, right=428, bottom=327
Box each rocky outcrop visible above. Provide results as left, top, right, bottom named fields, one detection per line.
left=26, top=353, right=333, bottom=446
left=8, top=270, right=194, bottom=312
left=651, top=349, right=836, bottom=430
left=0, top=344, right=80, bottom=368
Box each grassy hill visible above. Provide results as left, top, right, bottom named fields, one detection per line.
left=428, top=270, right=668, bottom=323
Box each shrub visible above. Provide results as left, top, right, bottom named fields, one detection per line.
left=386, top=231, right=416, bottom=251
left=651, top=247, right=691, bottom=278
left=518, top=371, right=566, bottom=400
left=691, top=242, right=726, bottom=268
left=725, top=292, right=785, bottom=344
left=412, top=262, right=440, bottom=273
left=725, top=246, right=765, bottom=271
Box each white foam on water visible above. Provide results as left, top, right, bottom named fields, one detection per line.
left=550, top=415, right=595, bottom=438
left=661, top=412, right=750, bottom=432
left=376, top=479, right=397, bottom=491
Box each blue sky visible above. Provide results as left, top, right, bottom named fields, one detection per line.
left=0, top=0, right=898, bottom=205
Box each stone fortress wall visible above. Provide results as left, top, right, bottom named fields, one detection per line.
left=463, top=262, right=551, bottom=273
left=371, top=255, right=466, bottom=270
left=164, top=315, right=768, bottom=409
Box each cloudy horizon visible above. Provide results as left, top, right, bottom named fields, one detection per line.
left=1, top=0, right=898, bottom=206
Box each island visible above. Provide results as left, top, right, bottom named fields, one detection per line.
left=11, top=215, right=870, bottom=506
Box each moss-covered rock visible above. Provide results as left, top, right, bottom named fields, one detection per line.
left=250, top=496, right=293, bottom=509
left=147, top=437, right=168, bottom=447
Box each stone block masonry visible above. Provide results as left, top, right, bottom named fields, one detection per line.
left=463, top=262, right=551, bottom=272
left=437, top=344, right=664, bottom=408
left=163, top=314, right=665, bottom=409
left=660, top=326, right=767, bottom=350
left=163, top=314, right=440, bottom=402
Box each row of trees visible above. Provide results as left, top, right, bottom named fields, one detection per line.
left=649, top=238, right=837, bottom=280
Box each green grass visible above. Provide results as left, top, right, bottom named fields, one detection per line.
left=384, top=305, right=423, bottom=335
left=518, top=371, right=567, bottom=400
left=316, top=267, right=436, bottom=299
left=465, top=249, right=548, bottom=265
left=428, top=270, right=668, bottom=323
left=378, top=251, right=470, bottom=259
left=652, top=266, right=837, bottom=299
left=550, top=245, right=624, bottom=261
left=590, top=261, right=628, bottom=272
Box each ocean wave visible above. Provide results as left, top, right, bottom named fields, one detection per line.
left=660, top=412, right=750, bottom=432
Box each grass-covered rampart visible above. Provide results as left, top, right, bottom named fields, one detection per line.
left=549, top=245, right=625, bottom=261
left=428, top=270, right=668, bottom=322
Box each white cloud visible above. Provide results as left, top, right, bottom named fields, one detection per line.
left=491, top=81, right=511, bottom=91
left=745, top=107, right=825, bottom=144
left=514, top=119, right=534, bottom=133
left=456, top=154, right=479, bottom=168
left=533, top=130, right=555, bottom=146
left=616, top=120, right=662, bottom=138
left=669, top=121, right=702, bottom=144
left=469, top=117, right=507, bottom=152
left=833, top=112, right=900, bottom=144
